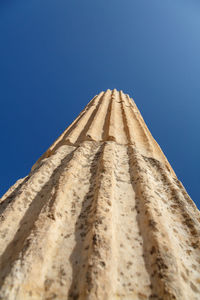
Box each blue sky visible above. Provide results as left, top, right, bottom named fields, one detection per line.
left=0, top=0, right=200, bottom=208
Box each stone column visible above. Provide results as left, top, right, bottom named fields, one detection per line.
left=0, top=90, right=199, bottom=300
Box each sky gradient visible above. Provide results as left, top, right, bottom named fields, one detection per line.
left=0, top=0, right=200, bottom=208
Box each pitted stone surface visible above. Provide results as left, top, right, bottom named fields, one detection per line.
left=0, top=90, right=200, bottom=300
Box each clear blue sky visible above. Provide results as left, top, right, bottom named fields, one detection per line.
left=0, top=0, right=200, bottom=208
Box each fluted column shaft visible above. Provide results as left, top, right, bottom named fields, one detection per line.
left=0, top=90, right=199, bottom=300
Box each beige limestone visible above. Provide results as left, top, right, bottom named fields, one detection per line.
left=0, top=89, right=200, bottom=300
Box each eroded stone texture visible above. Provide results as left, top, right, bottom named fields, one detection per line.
left=0, top=89, right=200, bottom=300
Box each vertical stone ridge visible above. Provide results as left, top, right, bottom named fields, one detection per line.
left=152, top=159, right=200, bottom=249
left=124, top=93, right=154, bottom=154
left=0, top=145, right=74, bottom=259
left=113, top=90, right=128, bottom=144
left=69, top=142, right=116, bottom=300
left=64, top=92, right=105, bottom=145
left=102, top=90, right=113, bottom=141
left=0, top=142, right=101, bottom=299
left=126, top=94, right=175, bottom=175
left=128, top=146, right=185, bottom=299
left=106, top=89, right=117, bottom=142
left=86, top=89, right=112, bottom=141
left=0, top=145, right=76, bottom=294
left=31, top=94, right=101, bottom=170
left=119, top=90, right=136, bottom=145
left=128, top=146, right=200, bottom=299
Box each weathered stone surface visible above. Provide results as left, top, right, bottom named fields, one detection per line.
left=0, top=89, right=200, bottom=300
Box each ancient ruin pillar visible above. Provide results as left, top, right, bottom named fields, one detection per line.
left=0, top=89, right=200, bottom=300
